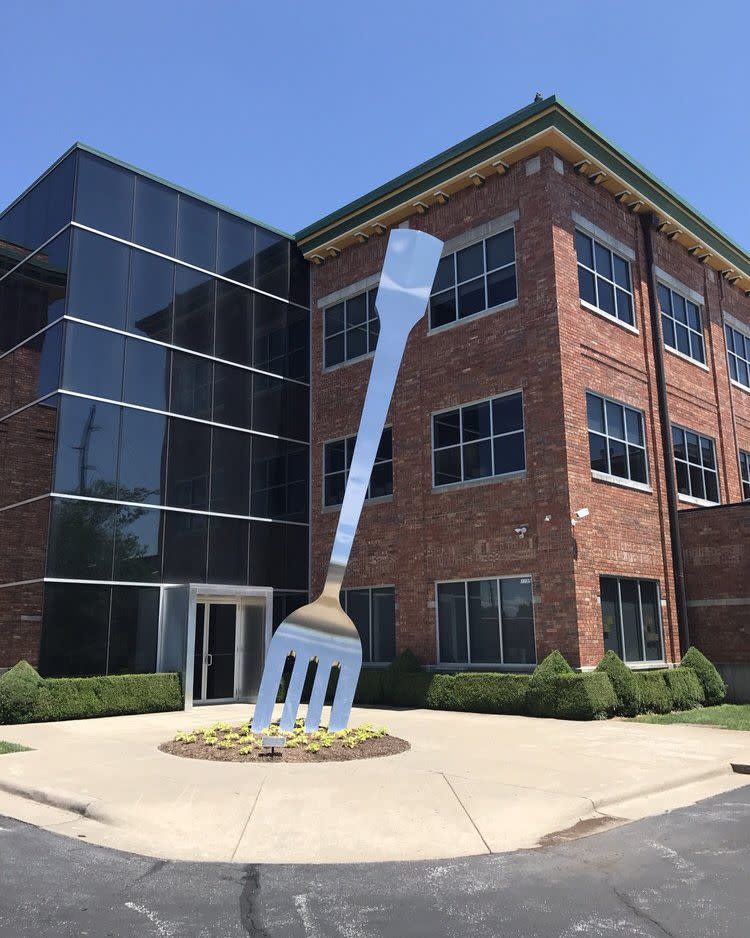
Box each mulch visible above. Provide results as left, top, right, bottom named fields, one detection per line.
left=159, top=728, right=410, bottom=764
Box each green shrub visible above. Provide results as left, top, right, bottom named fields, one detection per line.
left=424, top=673, right=458, bottom=709
left=681, top=647, right=726, bottom=706
left=526, top=671, right=615, bottom=720
left=441, top=672, right=531, bottom=714
left=526, top=650, right=574, bottom=716
left=664, top=667, right=705, bottom=710
left=595, top=651, right=641, bottom=716
left=354, top=669, right=384, bottom=705
left=0, top=661, right=43, bottom=725
left=31, top=673, right=183, bottom=722
left=637, top=671, right=673, bottom=714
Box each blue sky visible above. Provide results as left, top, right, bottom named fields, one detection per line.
left=2, top=1, right=748, bottom=245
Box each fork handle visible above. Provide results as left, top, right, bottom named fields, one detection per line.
left=324, top=316, right=412, bottom=594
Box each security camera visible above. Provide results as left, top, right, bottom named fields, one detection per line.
left=574, top=508, right=589, bottom=519
left=515, top=526, right=527, bottom=538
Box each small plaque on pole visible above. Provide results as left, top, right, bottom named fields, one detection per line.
left=261, top=736, right=286, bottom=758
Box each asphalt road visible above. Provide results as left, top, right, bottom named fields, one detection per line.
left=1, top=786, right=749, bottom=937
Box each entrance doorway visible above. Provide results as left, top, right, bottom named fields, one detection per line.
left=192, top=598, right=266, bottom=703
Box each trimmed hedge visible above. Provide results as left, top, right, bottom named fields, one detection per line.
left=429, top=672, right=531, bottom=714
left=681, top=647, right=726, bottom=706
left=0, top=661, right=43, bottom=725
left=636, top=671, right=673, bottom=714
left=526, top=650, right=574, bottom=717
left=664, top=667, right=705, bottom=710
left=595, top=651, right=641, bottom=716
left=0, top=662, right=183, bottom=725
left=545, top=672, right=617, bottom=720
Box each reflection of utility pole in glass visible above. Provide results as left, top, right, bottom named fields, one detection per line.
left=72, top=403, right=101, bottom=494
left=252, top=229, right=444, bottom=735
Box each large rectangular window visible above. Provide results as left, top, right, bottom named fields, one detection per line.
left=672, top=425, right=719, bottom=503
left=586, top=392, right=648, bottom=486
left=323, top=427, right=392, bottom=507
left=341, top=586, right=396, bottom=663
left=437, top=576, right=535, bottom=665
left=433, top=391, right=524, bottom=487
left=740, top=450, right=750, bottom=501
left=725, top=322, right=750, bottom=389
left=600, top=576, right=663, bottom=663
left=323, top=288, right=378, bottom=368
left=575, top=230, right=634, bottom=326
left=429, top=229, right=516, bottom=330
left=658, top=283, right=706, bottom=365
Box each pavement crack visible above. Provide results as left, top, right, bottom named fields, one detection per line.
left=130, top=858, right=168, bottom=888
left=239, top=865, right=270, bottom=937
left=612, top=884, right=677, bottom=938
left=231, top=777, right=266, bottom=862
left=441, top=772, right=492, bottom=854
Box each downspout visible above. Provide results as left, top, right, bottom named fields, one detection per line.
left=638, top=212, right=690, bottom=654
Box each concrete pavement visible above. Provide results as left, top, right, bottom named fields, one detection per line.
left=0, top=703, right=748, bottom=863
left=2, top=787, right=750, bottom=936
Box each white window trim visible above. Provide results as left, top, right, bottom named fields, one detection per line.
left=431, top=389, right=525, bottom=490
left=434, top=573, right=537, bottom=667
left=592, top=471, right=652, bottom=494
left=427, top=223, right=518, bottom=335
left=572, top=213, right=635, bottom=260
left=723, top=310, right=750, bottom=335
left=664, top=340, right=710, bottom=372
left=678, top=492, right=719, bottom=507
left=730, top=379, right=750, bottom=396
left=581, top=300, right=639, bottom=335
left=317, top=272, right=380, bottom=310
left=723, top=312, right=750, bottom=392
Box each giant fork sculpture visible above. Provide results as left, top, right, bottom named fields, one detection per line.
left=252, top=228, right=444, bottom=733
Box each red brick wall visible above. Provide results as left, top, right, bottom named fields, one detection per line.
left=680, top=503, right=750, bottom=663
left=309, top=146, right=750, bottom=670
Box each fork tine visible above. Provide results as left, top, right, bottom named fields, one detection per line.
left=304, top=657, right=332, bottom=733
left=251, top=637, right=290, bottom=733
left=279, top=653, right=310, bottom=731
left=327, top=652, right=361, bottom=733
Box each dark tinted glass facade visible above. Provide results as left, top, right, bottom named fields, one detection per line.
left=0, top=146, right=310, bottom=677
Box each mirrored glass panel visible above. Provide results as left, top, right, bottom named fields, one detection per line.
left=46, top=496, right=116, bottom=580
left=122, top=337, right=170, bottom=411
left=209, top=427, right=250, bottom=515
left=63, top=321, right=124, bottom=400
left=162, top=509, right=207, bottom=582
left=1, top=322, right=63, bottom=414
left=254, top=295, right=309, bottom=380
left=215, top=282, right=253, bottom=366
left=75, top=152, right=134, bottom=240
left=166, top=418, right=210, bottom=510
left=177, top=196, right=217, bottom=270
left=118, top=408, right=168, bottom=504
left=207, top=516, right=249, bottom=585
left=173, top=267, right=215, bottom=355
left=108, top=585, right=160, bottom=673
left=289, top=244, right=310, bottom=308
left=133, top=177, right=177, bottom=255
left=252, top=372, right=309, bottom=441
left=127, top=250, right=174, bottom=342
left=217, top=212, right=254, bottom=285
left=212, top=361, right=252, bottom=430
left=54, top=396, right=120, bottom=498
left=251, top=436, right=308, bottom=522
left=170, top=351, right=212, bottom=419
left=113, top=505, right=163, bottom=582
left=249, top=520, right=307, bottom=590
left=67, top=229, right=129, bottom=329
left=39, top=582, right=110, bottom=677
left=255, top=229, right=288, bottom=298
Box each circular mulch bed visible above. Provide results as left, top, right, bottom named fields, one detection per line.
left=159, top=724, right=410, bottom=765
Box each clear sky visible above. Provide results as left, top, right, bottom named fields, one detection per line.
left=2, top=1, right=748, bottom=244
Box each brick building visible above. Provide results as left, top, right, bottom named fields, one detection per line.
left=0, top=96, right=748, bottom=697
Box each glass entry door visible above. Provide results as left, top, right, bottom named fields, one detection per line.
left=193, top=601, right=238, bottom=702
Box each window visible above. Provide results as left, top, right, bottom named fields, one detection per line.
left=586, top=392, right=648, bottom=485
left=67, top=230, right=130, bottom=330
left=600, top=576, right=663, bottom=663
left=324, top=288, right=378, bottom=367
left=575, top=230, right=634, bottom=326
left=433, top=391, right=524, bottom=487
left=672, top=425, right=719, bottom=503
left=740, top=450, right=750, bottom=500
left=177, top=195, right=217, bottom=271
left=437, top=576, right=535, bottom=665
left=39, top=582, right=110, bottom=677
left=341, top=586, right=396, bottom=663
left=75, top=152, right=134, bottom=241
left=133, top=176, right=177, bottom=256
left=117, top=408, right=168, bottom=505
left=54, top=396, right=120, bottom=498
left=429, top=229, right=516, bottom=330
left=63, top=321, right=124, bottom=401
left=725, top=322, right=750, bottom=389
left=324, top=428, right=392, bottom=507
left=658, top=283, right=705, bottom=365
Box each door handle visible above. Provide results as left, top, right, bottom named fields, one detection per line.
left=206, top=654, right=213, bottom=667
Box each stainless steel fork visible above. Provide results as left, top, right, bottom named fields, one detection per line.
left=251, top=228, right=444, bottom=733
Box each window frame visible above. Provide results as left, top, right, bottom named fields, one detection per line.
left=322, top=426, right=393, bottom=509
left=599, top=575, right=665, bottom=665
left=427, top=226, right=518, bottom=333
left=658, top=281, right=707, bottom=369
left=341, top=585, right=396, bottom=664
left=740, top=449, right=750, bottom=501
left=671, top=423, right=721, bottom=506
left=431, top=390, right=525, bottom=490
left=586, top=390, right=650, bottom=491
left=322, top=286, right=379, bottom=370
left=575, top=228, right=636, bottom=331
left=434, top=574, right=537, bottom=668
left=725, top=319, right=750, bottom=392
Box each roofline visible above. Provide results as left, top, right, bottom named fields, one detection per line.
left=294, top=96, right=750, bottom=284
left=1, top=142, right=294, bottom=242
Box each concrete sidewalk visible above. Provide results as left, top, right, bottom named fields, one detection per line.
left=0, top=704, right=748, bottom=863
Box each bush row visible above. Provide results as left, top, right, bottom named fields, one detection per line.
left=349, top=645, right=725, bottom=721
left=0, top=662, right=183, bottom=725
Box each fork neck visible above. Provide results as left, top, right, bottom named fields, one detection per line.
left=321, top=561, right=345, bottom=602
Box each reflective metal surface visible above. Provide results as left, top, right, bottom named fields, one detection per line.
left=252, top=229, right=444, bottom=733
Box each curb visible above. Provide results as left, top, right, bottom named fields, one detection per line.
left=591, top=763, right=740, bottom=814
left=0, top=778, right=114, bottom=825
left=731, top=762, right=750, bottom=775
